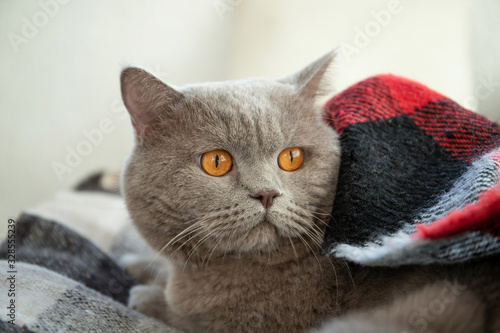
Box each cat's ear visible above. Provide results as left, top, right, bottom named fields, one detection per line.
left=120, top=67, right=182, bottom=138
left=281, top=49, right=338, bottom=106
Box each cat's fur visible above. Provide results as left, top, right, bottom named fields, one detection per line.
left=120, top=52, right=500, bottom=332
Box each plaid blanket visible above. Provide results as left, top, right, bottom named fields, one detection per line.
left=0, top=193, right=180, bottom=332
left=323, top=74, right=500, bottom=265
left=0, top=75, right=499, bottom=332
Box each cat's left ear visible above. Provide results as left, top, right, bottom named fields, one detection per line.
left=280, top=49, right=338, bottom=107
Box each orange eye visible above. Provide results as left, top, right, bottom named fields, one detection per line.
left=201, top=150, right=233, bottom=176
left=278, top=147, right=304, bottom=171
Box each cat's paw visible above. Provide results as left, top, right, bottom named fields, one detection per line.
left=128, top=284, right=168, bottom=321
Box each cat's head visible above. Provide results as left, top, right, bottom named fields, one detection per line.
left=121, top=51, right=340, bottom=264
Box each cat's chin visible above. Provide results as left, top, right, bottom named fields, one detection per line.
left=227, top=221, right=280, bottom=254
left=219, top=216, right=316, bottom=256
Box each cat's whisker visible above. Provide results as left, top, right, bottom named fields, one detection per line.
left=162, top=213, right=228, bottom=254
left=291, top=223, right=318, bottom=246
left=182, top=226, right=222, bottom=274
left=297, top=206, right=345, bottom=305
left=288, top=235, right=300, bottom=267
left=288, top=212, right=315, bottom=230
left=153, top=259, right=170, bottom=286
left=203, top=238, right=222, bottom=267
left=326, top=257, right=341, bottom=307
left=307, top=216, right=327, bottom=234
left=166, top=227, right=207, bottom=262
left=146, top=222, right=204, bottom=271
left=289, top=203, right=330, bottom=230
left=168, top=223, right=204, bottom=247
left=295, top=232, right=323, bottom=274
left=291, top=217, right=324, bottom=247
left=340, top=258, right=356, bottom=291
left=203, top=223, right=234, bottom=267
left=303, top=229, right=324, bottom=248
left=292, top=220, right=322, bottom=243
left=222, top=222, right=245, bottom=259
left=295, top=207, right=328, bottom=229
left=310, top=215, right=330, bottom=234
left=293, top=220, right=324, bottom=246
left=313, top=207, right=335, bottom=222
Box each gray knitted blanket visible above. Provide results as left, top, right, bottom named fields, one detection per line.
left=0, top=191, right=180, bottom=333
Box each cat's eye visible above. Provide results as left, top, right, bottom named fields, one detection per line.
left=201, top=150, right=233, bottom=176
left=278, top=147, right=304, bottom=172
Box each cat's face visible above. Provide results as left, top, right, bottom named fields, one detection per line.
left=121, top=52, right=340, bottom=263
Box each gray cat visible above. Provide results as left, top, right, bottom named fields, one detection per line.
left=120, top=51, right=500, bottom=333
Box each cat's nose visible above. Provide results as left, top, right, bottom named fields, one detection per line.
left=251, top=190, right=280, bottom=209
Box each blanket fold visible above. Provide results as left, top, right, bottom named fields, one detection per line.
left=0, top=260, right=176, bottom=332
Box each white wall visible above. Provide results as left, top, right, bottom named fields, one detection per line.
left=1, top=0, right=498, bottom=236
left=230, top=0, right=475, bottom=104
left=474, top=0, right=500, bottom=121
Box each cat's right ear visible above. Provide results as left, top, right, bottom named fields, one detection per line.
left=120, top=67, right=182, bottom=139
left=280, top=50, right=339, bottom=110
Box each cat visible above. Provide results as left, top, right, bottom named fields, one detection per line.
left=120, top=51, right=500, bottom=333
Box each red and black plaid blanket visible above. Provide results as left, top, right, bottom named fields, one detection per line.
left=323, top=74, right=500, bottom=266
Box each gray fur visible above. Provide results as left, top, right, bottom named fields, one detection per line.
left=120, top=52, right=500, bottom=333
left=121, top=52, right=342, bottom=332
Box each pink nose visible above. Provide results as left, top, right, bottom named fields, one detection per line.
left=251, top=190, right=280, bottom=209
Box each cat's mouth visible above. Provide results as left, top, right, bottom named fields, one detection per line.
left=215, top=212, right=282, bottom=253
left=197, top=207, right=321, bottom=255
left=252, top=212, right=279, bottom=232
left=236, top=214, right=319, bottom=255
left=262, top=212, right=273, bottom=223
left=257, top=212, right=284, bottom=232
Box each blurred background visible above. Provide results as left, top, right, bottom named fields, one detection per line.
left=1, top=0, right=500, bottom=237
